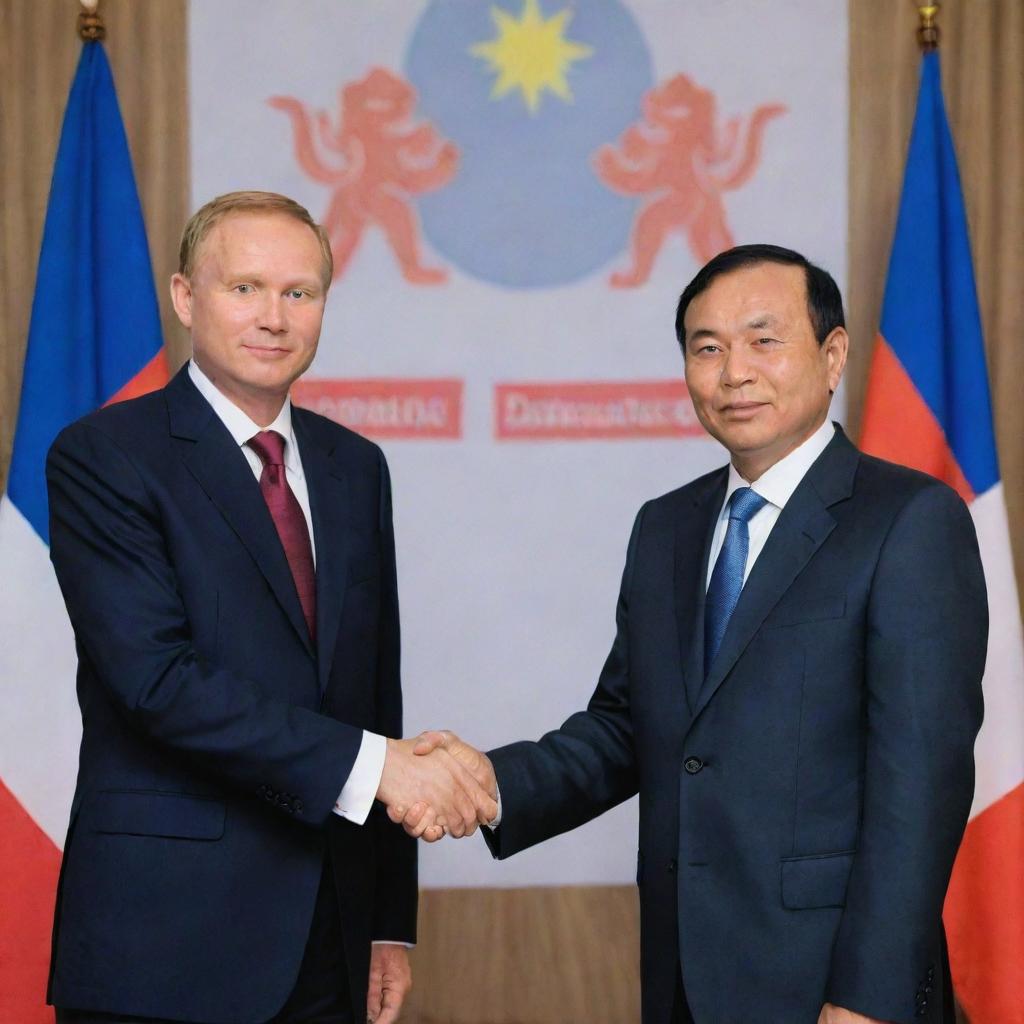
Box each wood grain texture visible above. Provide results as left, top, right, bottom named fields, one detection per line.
left=404, top=885, right=641, bottom=1024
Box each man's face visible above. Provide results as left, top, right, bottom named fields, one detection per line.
left=171, top=212, right=327, bottom=414
left=682, top=262, right=847, bottom=479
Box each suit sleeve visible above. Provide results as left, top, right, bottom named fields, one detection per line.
left=483, top=503, right=647, bottom=860
left=367, top=449, right=417, bottom=943
left=825, top=482, right=987, bottom=1021
left=46, top=420, right=363, bottom=826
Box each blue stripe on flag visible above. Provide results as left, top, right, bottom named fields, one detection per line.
left=6, top=42, right=163, bottom=544
left=878, top=52, right=999, bottom=496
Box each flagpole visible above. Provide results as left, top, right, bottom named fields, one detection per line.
left=915, top=2, right=940, bottom=51
left=78, top=0, right=105, bottom=41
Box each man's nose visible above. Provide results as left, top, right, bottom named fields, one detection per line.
left=721, top=346, right=755, bottom=387
left=257, top=295, right=287, bottom=333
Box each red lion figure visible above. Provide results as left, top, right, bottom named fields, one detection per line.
left=269, top=68, right=458, bottom=285
left=594, top=74, right=786, bottom=288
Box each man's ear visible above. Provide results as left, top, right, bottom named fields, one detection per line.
left=170, top=273, right=193, bottom=330
left=824, top=326, right=849, bottom=394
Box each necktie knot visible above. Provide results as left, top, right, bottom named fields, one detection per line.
left=729, top=487, right=767, bottom=524
left=249, top=430, right=286, bottom=469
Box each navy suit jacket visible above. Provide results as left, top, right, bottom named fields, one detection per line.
left=45, top=366, right=415, bottom=1023
left=485, top=427, right=986, bottom=1024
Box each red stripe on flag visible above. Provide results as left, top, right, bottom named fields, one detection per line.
left=860, top=335, right=974, bottom=502
left=103, top=349, right=170, bottom=407
left=945, top=782, right=1024, bottom=1024
left=0, top=779, right=60, bottom=1023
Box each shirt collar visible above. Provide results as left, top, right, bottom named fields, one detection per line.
left=188, top=359, right=303, bottom=476
left=722, top=418, right=837, bottom=513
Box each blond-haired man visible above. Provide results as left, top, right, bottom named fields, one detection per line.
left=46, top=192, right=493, bottom=1024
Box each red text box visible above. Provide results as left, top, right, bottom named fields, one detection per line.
left=494, top=381, right=704, bottom=440
left=293, top=378, right=464, bottom=440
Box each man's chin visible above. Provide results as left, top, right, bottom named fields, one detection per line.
left=239, top=361, right=309, bottom=393
left=707, top=423, right=774, bottom=455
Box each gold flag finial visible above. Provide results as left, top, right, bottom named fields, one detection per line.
left=78, top=0, right=105, bottom=42
left=916, top=3, right=940, bottom=51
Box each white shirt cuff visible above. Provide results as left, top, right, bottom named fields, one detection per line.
left=333, top=731, right=386, bottom=825
left=486, top=781, right=502, bottom=830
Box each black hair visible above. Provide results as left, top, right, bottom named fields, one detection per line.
left=674, top=244, right=845, bottom=349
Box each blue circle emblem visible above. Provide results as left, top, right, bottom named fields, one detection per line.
left=404, top=0, right=653, bottom=289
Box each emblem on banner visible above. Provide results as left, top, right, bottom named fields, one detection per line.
left=405, top=0, right=654, bottom=288
left=469, top=0, right=593, bottom=114
left=269, top=68, right=458, bottom=285
left=594, top=74, right=786, bottom=287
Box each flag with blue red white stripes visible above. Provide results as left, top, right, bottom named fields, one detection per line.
left=861, top=51, right=1024, bottom=1024
left=0, top=40, right=167, bottom=1022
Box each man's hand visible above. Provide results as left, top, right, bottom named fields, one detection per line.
left=376, top=737, right=496, bottom=839
left=818, top=1004, right=893, bottom=1024
left=366, top=944, right=411, bottom=1024
left=401, top=730, right=497, bottom=841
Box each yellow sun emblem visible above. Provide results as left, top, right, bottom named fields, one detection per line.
left=470, top=0, right=594, bottom=114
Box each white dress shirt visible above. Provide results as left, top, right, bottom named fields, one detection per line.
left=705, top=418, right=837, bottom=590
left=187, top=361, right=386, bottom=826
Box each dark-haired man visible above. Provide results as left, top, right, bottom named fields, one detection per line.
left=410, top=246, right=987, bottom=1024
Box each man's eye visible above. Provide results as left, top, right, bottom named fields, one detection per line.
left=756, top=337, right=779, bottom=346
left=235, top=284, right=254, bottom=294
left=287, top=289, right=307, bottom=300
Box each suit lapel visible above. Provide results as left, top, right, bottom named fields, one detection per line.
left=691, top=429, right=858, bottom=721
left=165, top=368, right=314, bottom=658
left=675, top=470, right=727, bottom=714
left=293, top=410, right=351, bottom=692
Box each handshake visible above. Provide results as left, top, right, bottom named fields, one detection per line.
left=376, top=731, right=496, bottom=842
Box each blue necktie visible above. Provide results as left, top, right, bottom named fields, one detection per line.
left=704, top=487, right=767, bottom=676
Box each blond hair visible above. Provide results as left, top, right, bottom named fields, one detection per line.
left=178, top=191, right=334, bottom=290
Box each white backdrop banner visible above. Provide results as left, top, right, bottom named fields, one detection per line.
left=189, top=0, right=848, bottom=886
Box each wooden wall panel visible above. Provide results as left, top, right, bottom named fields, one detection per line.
left=405, top=885, right=641, bottom=1024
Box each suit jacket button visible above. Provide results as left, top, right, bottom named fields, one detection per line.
left=294, top=799, right=304, bottom=815
left=668, top=859, right=677, bottom=874
left=683, top=757, right=704, bottom=775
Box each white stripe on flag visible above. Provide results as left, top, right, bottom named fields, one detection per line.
left=968, top=482, right=1024, bottom=818
left=0, top=494, right=80, bottom=848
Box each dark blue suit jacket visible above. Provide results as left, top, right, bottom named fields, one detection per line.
left=485, top=427, right=986, bottom=1024
left=45, top=366, right=415, bottom=1022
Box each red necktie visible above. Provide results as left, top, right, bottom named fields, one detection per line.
left=248, top=430, right=316, bottom=642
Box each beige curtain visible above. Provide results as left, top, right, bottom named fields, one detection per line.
left=1, top=2, right=1019, bottom=1021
